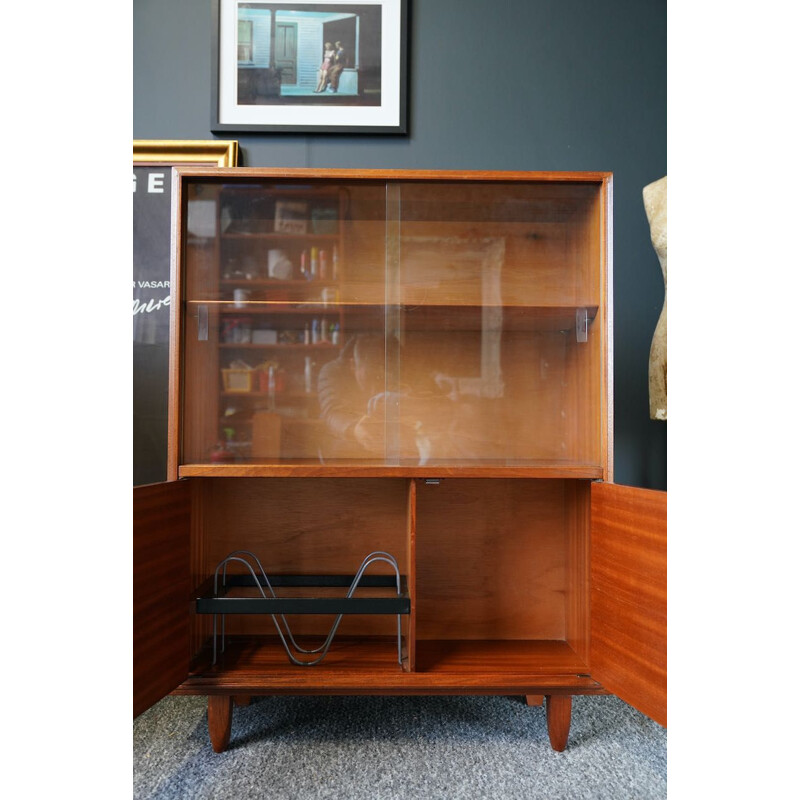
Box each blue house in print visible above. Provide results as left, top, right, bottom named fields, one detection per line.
left=237, top=5, right=373, bottom=102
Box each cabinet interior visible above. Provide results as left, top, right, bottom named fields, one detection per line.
left=178, top=177, right=606, bottom=473
left=187, top=477, right=591, bottom=680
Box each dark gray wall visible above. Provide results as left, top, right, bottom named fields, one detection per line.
left=133, top=0, right=667, bottom=490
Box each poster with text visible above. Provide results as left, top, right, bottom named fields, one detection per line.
left=133, top=166, right=172, bottom=485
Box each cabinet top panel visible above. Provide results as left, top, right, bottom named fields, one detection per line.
left=173, top=167, right=613, bottom=183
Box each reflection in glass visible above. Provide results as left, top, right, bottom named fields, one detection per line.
left=180, top=178, right=602, bottom=468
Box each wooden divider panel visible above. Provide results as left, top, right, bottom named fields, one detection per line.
left=415, top=479, right=573, bottom=642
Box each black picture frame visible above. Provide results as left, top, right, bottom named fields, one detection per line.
left=211, top=0, right=408, bottom=134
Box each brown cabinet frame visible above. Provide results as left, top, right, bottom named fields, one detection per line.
left=134, top=170, right=665, bottom=753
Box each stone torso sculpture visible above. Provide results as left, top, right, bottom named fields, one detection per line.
left=643, top=176, right=667, bottom=421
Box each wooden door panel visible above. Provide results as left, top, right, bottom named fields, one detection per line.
left=133, top=481, right=192, bottom=718
left=275, top=23, right=297, bottom=84
left=590, top=482, right=666, bottom=726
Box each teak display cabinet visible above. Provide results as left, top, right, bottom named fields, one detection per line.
left=133, top=169, right=666, bottom=753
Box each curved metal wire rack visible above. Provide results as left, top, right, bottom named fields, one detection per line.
left=196, top=549, right=409, bottom=666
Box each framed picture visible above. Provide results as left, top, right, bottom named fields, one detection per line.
left=212, top=0, right=408, bottom=134
left=133, top=140, right=238, bottom=486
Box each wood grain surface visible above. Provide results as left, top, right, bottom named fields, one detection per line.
left=415, top=479, right=572, bottom=641
left=173, top=167, right=612, bottom=184
left=208, top=694, right=232, bottom=753
left=175, top=636, right=604, bottom=696
left=545, top=694, right=573, bottom=751
left=133, top=481, right=191, bottom=718
left=590, top=482, right=666, bottom=726
left=177, top=462, right=605, bottom=479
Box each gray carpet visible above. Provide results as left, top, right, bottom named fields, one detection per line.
left=133, top=694, right=666, bottom=799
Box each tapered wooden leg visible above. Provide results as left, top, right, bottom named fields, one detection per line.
left=545, top=694, right=572, bottom=752
left=234, top=695, right=251, bottom=707
left=525, top=694, right=544, bottom=706
left=208, top=695, right=233, bottom=753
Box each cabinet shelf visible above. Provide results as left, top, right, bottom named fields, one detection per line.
left=176, top=636, right=603, bottom=693
left=189, top=300, right=598, bottom=331
left=182, top=637, right=410, bottom=687
left=177, top=460, right=605, bottom=479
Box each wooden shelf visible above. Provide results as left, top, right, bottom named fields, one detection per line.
left=181, top=637, right=407, bottom=693
left=175, top=636, right=603, bottom=695
left=178, top=460, right=604, bottom=479
left=188, top=300, right=598, bottom=332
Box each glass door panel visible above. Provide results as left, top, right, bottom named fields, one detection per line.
left=181, top=179, right=389, bottom=465
left=383, top=181, right=604, bottom=467
left=179, top=175, right=605, bottom=470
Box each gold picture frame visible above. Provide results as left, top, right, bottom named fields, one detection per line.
left=133, top=139, right=239, bottom=166
left=133, top=139, right=239, bottom=486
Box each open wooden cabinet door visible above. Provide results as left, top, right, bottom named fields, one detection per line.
left=133, top=480, right=192, bottom=718
left=590, top=481, right=667, bottom=726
